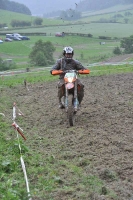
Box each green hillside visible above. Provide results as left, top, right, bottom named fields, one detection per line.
left=82, top=4, right=133, bottom=17
left=0, top=9, right=70, bottom=28
left=0, top=9, right=32, bottom=27
left=1, top=23, right=132, bottom=38
left=1, top=6, right=133, bottom=69
left=81, top=4, right=133, bottom=23
left=1, top=4, right=133, bottom=29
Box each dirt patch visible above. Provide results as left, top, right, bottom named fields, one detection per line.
left=102, top=53, right=133, bottom=63
left=2, top=73, right=133, bottom=199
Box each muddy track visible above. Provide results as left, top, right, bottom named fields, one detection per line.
left=102, top=53, right=133, bottom=63
left=2, top=73, right=133, bottom=199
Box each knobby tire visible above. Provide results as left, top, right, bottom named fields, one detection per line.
left=67, top=95, right=75, bottom=126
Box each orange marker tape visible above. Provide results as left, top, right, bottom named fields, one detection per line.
left=12, top=122, right=26, bottom=141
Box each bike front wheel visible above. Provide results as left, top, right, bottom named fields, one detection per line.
left=67, top=94, right=75, bottom=126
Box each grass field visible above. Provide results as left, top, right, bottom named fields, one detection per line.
left=1, top=4, right=133, bottom=28
left=0, top=64, right=133, bottom=87
left=1, top=5, right=133, bottom=38
left=0, top=9, right=70, bottom=28
left=1, top=5, right=133, bottom=69
left=0, top=35, right=119, bottom=68
left=0, top=6, right=133, bottom=69
left=2, top=22, right=133, bottom=38
left=81, top=4, right=133, bottom=19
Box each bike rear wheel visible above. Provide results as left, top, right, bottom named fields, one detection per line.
left=67, top=95, right=75, bottom=126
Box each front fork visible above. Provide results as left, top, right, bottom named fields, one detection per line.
left=65, top=84, right=68, bottom=112
left=73, top=80, right=79, bottom=111
left=65, top=80, right=79, bottom=112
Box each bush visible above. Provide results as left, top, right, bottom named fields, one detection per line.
left=113, top=47, right=122, bottom=55
left=0, top=58, right=17, bottom=71
left=121, top=35, right=133, bottom=53
left=10, top=20, right=31, bottom=27
left=29, top=40, right=55, bottom=66
left=33, top=18, right=43, bottom=26
left=35, top=51, right=48, bottom=66
left=88, top=33, right=93, bottom=37
left=99, top=36, right=111, bottom=40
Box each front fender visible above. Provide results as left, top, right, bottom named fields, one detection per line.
left=66, top=83, right=74, bottom=89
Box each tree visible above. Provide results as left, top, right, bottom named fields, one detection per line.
left=0, top=0, right=31, bottom=15
left=124, top=11, right=132, bottom=16
left=34, top=51, right=48, bottom=66
left=60, top=9, right=81, bottom=21
left=0, top=0, right=5, bottom=9
left=33, top=18, right=43, bottom=26
left=113, top=47, right=122, bottom=55
left=124, top=18, right=129, bottom=24
left=120, top=35, right=133, bottom=54
left=29, top=40, right=55, bottom=66
left=0, top=23, right=7, bottom=28
left=0, top=57, right=17, bottom=71
left=76, top=0, right=133, bottom=12
left=10, top=20, right=31, bottom=27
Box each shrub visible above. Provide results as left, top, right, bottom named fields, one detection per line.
left=10, top=20, right=31, bottom=27
left=33, top=18, right=43, bottom=26
left=121, top=35, right=133, bottom=53
left=29, top=40, right=55, bottom=66
left=113, top=47, right=122, bottom=55
left=35, top=51, right=48, bottom=66
left=0, top=58, right=17, bottom=71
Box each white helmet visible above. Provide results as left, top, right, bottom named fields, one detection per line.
left=63, top=46, right=74, bottom=56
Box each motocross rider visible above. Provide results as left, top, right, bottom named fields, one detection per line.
left=50, top=46, right=86, bottom=109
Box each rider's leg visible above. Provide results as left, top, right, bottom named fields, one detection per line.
left=58, top=81, right=65, bottom=108
left=77, top=83, right=84, bottom=105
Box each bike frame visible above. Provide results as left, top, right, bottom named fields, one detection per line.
left=51, top=68, right=90, bottom=126
left=64, top=70, right=79, bottom=112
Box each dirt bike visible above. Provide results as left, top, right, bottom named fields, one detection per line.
left=52, top=69, right=90, bottom=126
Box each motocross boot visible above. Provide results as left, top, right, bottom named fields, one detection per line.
left=77, top=85, right=84, bottom=107
left=58, top=85, right=65, bottom=109
left=58, top=99, right=65, bottom=109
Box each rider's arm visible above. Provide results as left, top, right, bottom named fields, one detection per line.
left=74, top=60, right=90, bottom=74
left=51, top=59, right=61, bottom=70
left=75, top=60, right=86, bottom=70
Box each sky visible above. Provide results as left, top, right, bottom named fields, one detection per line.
left=13, top=0, right=81, bottom=15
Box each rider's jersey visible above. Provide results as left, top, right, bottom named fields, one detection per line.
left=51, top=57, right=85, bottom=79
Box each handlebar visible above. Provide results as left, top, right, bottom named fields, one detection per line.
left=78, top=69, right=90, bottom=74
left=51, top=69, right=90, bottom=75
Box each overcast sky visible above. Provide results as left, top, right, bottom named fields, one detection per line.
left=13, top=0, right=81, bottom=15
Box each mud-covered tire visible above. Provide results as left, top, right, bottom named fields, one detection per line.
left=67, top=95, right=75, bottom=126
left=61, top=96, right=65, bottom=107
